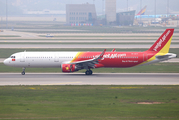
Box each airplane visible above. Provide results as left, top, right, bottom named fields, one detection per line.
left=3, top=29, right=177, bottom=75
left=136, top=5, right=147, bottom=16
left=135, top=5, right=178, bottom=19
left=135, top=5, right=163, bottom=18
left=135, top=5, right=148, bottom=18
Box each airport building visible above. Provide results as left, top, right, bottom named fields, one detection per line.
left=66, top=3, right=97, bottom=25
left=66, top=0, right=135, bottom=26
left=116, top=10, right=136, bottom=26
left=105, top=0, right=116, bottom=24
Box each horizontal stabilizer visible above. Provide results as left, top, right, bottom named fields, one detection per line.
left=155, top=53, right=177, bottom=61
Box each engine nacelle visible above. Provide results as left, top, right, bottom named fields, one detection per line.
left=61, top=64, right=77, bottom=73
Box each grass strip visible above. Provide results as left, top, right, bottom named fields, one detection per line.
left=0, top=63, right=179, bottom=73
left=0, top=85, right=179, bottom=120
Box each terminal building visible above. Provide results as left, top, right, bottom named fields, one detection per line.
left=66, top=0, right=135, bottom=26
left=116, top=10, right=136, bottom=26
left=66, top=3, right=97, bottom=25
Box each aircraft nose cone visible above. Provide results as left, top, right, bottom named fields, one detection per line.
left=3, top=59, right=8, bottom=65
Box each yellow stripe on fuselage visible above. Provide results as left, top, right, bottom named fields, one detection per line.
left=70, top=52, right=83, bottom=63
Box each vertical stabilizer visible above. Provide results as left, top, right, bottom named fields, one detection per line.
left=147, top=29, right=174, bottom=53
left=137, top=5, right=147, bottom=15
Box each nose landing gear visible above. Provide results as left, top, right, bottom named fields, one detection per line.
left=21, top=67, right=26, bottom=75
left=85, top=69, right=93, bottom=75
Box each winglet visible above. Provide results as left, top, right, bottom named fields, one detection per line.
left=98, top=49, right=106, bottom=59
left=147, top=28, right=174, bottom=53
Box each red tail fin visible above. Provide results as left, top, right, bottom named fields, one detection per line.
left=147, top=29, right=174, bottom=53
left=137, top=5, right=147, bottom=15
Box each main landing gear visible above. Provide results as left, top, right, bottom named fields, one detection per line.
left=21, top=67, right=26, bottom=75
left=85, top=69, right=93, bottom=75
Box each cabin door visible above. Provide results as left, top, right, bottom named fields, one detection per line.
left=20, top=53, right=25, bottom=62
left=54, top=53, right=59, bottom=62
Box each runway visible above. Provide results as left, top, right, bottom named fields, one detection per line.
left=1, top=30, right=179, bottom=40
left=0, top=73, right=179, bottom=85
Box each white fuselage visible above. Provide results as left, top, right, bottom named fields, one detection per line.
left=3, top=52, right=78, bottom=68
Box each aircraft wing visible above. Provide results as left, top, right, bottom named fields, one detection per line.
left=70, top=49, right=106, bottom=69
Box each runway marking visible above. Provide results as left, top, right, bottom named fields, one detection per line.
left=42, top=82, right=82, bottom=85
left=137, top=102, right=163, bottom=104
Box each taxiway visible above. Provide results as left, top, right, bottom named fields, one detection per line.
left=0, top=73, right=178, bottom=85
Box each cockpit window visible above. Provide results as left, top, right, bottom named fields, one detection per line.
left=11, top=56, right=15, bottom=58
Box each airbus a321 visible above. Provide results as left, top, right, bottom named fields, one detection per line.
left=3, top=29, right=177, bottom=75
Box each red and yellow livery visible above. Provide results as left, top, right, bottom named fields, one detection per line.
left=3, top=29, right=177, bottom=75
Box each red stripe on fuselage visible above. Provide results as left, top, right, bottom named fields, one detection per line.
left=71, top=51, right=156, bottom=68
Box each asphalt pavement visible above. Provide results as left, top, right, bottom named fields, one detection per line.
left=0, top=73, right=178, bottom=85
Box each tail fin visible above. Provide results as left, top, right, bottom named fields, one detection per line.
left=147, top=28, right=174, bottom=53
left=137, top=5, right=147, bottom=15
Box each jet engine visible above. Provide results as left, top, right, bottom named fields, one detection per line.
left=61, top=64, right=78, bottom=73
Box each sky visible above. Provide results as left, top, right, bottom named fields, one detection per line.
left=0, top=0, right=179, bottom=15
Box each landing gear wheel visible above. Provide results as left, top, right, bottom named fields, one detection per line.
left=85, top=70, right=93, bottom=75
left=21, top=67, right=26, bottom=75
left=21, top=71, right=25, bottom=75
left=89, top=70, right=93, bottom=75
